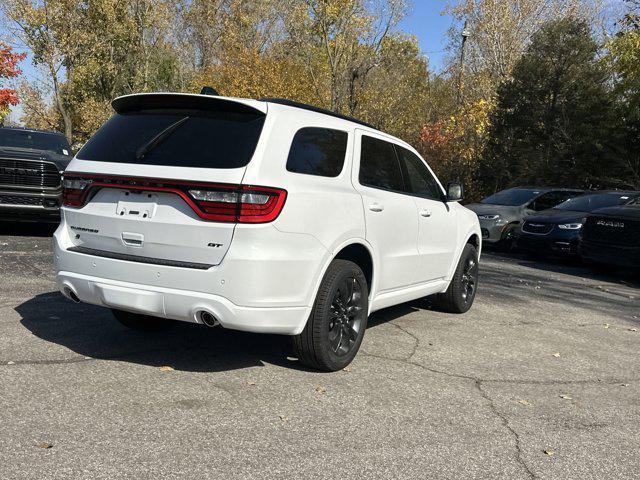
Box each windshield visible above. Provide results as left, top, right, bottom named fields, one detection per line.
left=555, top=193, right=636, bottom=212
left=0, top=129, right=71, bottom=155
left=77, top=108, right=265, bottom=169
left=481, top=188, right=542, bottom=206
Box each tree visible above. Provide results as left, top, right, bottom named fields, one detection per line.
left=0, top=41, right=26, bottom=122
left=445, top=0, right=599, bottom=102
left=480, top=17, right=617, bottom=192
left=606, top=1, right=640, bottom=187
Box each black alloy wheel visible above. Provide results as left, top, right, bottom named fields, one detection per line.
left=293, top=259, right=369, bottom=371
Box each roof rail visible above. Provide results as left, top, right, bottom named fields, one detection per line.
left=261, top=98, right=376, bottom=129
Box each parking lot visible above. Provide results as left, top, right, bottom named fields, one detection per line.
left=0, top=223, right=638, bottom=480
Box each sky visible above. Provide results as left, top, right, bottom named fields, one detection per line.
left=399, top=1, right=453, bottom=72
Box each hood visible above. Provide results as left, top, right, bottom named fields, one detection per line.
left=524, top=209, right=586, bottom=224
left=465, top=203, right=523, bottom=218
left=590, top=205, right=640, bottom=221
left=0, top=146, right=72, bottom=172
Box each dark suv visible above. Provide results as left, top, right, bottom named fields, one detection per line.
left=580, top=204, right=640, bottom=270
left=0, top=127, right=72, bottom=221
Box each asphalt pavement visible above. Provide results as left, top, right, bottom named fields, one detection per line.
left=1, top=222, right=639, bottom=479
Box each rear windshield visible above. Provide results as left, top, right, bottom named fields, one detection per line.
left=555, top=193, right=637, bottom=212
left=77, top=108, right=265, bottom=169
left=482, top=188, right=541, bottom=206
left=0, top=129, right=71, bottom=155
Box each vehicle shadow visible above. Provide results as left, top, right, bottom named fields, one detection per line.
left=0, top=221, right=58, bottom=237
left=17, top=291, right=424, bottom=373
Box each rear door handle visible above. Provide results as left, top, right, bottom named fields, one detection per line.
left=420, top=210, right=432, bottom=217
left=368, top=203, right=384, bottom=212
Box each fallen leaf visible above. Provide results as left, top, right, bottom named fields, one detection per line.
left=7, top=361, right=15, bottom=365
left=543, top=449, right=554, bottom=456
left=246, top=381, right=257, bottom=386
left=279, top=415, right=289, bottom=422
left=559, top=394, right=572, bottom=400
left=315, top=385, right=326, bottom=394
left=159, top=366, right=174, bottom=372
left=518, top=399, right=532, bottom=406
left=37, top=443, right=53, bottom=449
left=621, top=384, right=629, bottom=387
left=603, top=323, right=610, bottom=329
left=629, top=328, right=637, bottom=332
left=552, top=353, right=561, bottom=358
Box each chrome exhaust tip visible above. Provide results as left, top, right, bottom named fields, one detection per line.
left=199, top=311, right=219, bottom=327
left=65, top=288, right=81, bottom=303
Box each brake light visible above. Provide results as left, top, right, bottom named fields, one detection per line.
left=62, top=177, right=93, bottom=207
left=62, top=173, right=287, bottom=223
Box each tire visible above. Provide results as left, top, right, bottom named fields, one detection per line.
left=293, top=259, right=369, bottom=372
left=111, top=309, right=175, bottom=332
left=436, top=244, right=479, bottom=314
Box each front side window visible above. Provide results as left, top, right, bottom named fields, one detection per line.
left=358, top=135, right=404, bottom=191
left=531, top=191, right=579, bottom=211
left=286, top=127, right=348, bottom=177
left=396, top=146, right=442, bottom=200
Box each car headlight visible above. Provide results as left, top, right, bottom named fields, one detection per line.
left=478, top=214, right=500, bottom=220
left=558, top=223, right=583, bottom=230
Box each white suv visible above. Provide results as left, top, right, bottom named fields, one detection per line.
left=54, top=92, right=481, bottom=371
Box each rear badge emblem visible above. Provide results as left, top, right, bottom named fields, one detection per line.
left=207, top=243, right=223, bottom=248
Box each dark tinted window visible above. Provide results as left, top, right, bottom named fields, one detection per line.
left=286, top=127, right=347, bottom=177
left=396, top=146, right=442, bottom=200
left=530, top=191, right=580, bottom=211
left=77, top=109, right=265, bottom=168
left=0, top=129, right=70, bottom=155
left=359, top=136, right=403, bottom=191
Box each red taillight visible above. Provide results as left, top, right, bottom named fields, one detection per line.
left=62, top=173, right=287, bottom=223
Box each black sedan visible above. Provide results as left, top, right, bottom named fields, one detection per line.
left=515, top=191, right=640, bottom=256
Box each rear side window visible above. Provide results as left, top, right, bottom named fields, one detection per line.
left=77, top=109, right=265, bottom=169
left=286, top=127, right=348, bottom=177
left=359, top=136, right=404, bottom=191
left=396, top=146, right=442, bottom=200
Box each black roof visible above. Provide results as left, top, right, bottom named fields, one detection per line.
left=261, top=98, right=376, bottom=129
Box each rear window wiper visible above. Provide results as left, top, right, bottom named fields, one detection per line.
left=135, top=116, right=190, bottom=160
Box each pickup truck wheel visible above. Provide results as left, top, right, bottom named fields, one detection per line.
left=293, top=259, right=369, bottom=372
left=111, top=309, right=174, bottom=331
left=436, top=244, right=479, bottom=314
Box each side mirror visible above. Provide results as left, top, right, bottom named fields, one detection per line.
left=446, top=182, right=464, bottom=202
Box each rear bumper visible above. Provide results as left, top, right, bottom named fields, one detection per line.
left=53, top=216, right=328, bottom=335
left=57, top=270, right=310, bottom=334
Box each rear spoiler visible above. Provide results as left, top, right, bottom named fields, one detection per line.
left=112, top=93, right=267, bottom=116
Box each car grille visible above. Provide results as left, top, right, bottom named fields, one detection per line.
left=583, top=215, right=639, bottom=247
left=0, top=158, right=61, bottom=189
left=0, top=194, right=45, bottom=206
left=522, top=221, right=553, bottom=235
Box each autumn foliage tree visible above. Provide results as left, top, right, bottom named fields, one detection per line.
left=0, top=42, right=26, bottom=122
